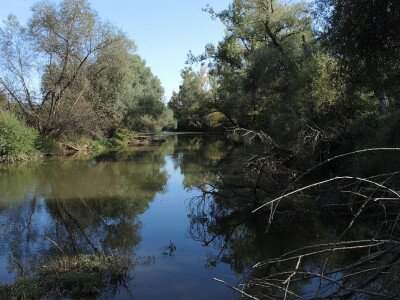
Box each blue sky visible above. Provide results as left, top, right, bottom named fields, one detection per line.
left=0, top=0, right=231, bottom=100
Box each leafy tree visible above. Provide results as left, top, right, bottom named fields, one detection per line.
left=169, top=67, right=225, bottom=131
left=0, top=0, right=121, bottom=137
left=89, top=37, right=175, bottom=134
left=0, top=0, right=175, bottom=138
left=122, top=59, right=176, bottom=132
left=179, top=1, right=343, bottom=141
left=319, top=0, right=400, bottom=113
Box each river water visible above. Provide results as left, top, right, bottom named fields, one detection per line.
left=0, top=134, right=248, bottom=299
left=1, top=134, right=393, bottom=299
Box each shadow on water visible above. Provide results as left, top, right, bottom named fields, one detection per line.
left=186, top=141, right=400, bottom=298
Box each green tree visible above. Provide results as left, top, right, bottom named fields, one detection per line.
left=169, top=67, right=225, bottom=131
left=0, top=0, right=122, bottom=137
left=89, top=37, right=175, bottom=134
left=0, top=0, right=175, bottom=138
left=171, top=0, right=369, bottom=154
left=319, top=0, right=400, bottom=113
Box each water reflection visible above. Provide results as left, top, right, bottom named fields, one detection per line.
left=0, top=135, right=240, bottom=298
left=0, top=140, right=175, bottom=295
left=2, top=134, right=395, bottom=298
left=186, top=143, right=400, bottom=298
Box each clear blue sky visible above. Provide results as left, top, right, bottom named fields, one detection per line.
left=0, top=0, right=231, bottom=100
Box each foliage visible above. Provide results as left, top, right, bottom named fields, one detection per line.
left=171, top=0, right=393, bottom=155
left=90, top=39, right=175, bottom=134
left=0, top=0, right=175, bottom=140
left=169, top=67, right=224, bottom=131
left=0, top=90, right=6, bottom=109
left=0, top=110, right=38, bottom=161
left=318, top=0, right=400, bottom=113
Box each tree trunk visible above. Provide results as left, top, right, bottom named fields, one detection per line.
left=377, top=90, right=389, bottom=114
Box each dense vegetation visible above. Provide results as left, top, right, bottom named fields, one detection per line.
left=169, top=0, right=400, bottom=155
left=0, top=0, right=176, bottom=161
left=168, top=1, right=400, bottom=298
left=1, top=0, right=400, bottom=296
left=2, top=0, right=398, bottom=161
left=0, top=110, right=39, bottom=161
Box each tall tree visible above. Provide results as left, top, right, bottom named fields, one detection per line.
left=169, top=67, right=223, bottom=130
left=0, top=0, right=121, bottom=136
left=0, top=0, right=175, bottom=137
left=89, top=37, right=176, bottom=134
left=186, top=0, right=318, bottom=132
left=319, top=0, right=400, bottom=113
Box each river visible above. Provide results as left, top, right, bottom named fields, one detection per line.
left=0, top=134, right=398, bottom=299
left=0, top=134, right=249, bottom=299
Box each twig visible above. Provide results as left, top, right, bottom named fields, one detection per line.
left=253, top=176, right=400, bottom=213
left=10, top=253, right=24, bottom=276
left=213, top=277, right=259, bottom=300
left=44, top=235, right=67, bottom=257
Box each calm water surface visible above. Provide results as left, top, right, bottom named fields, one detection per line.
left=0, top=134, right=347, bottom=299
left=0, top=134, right=244, bottom=299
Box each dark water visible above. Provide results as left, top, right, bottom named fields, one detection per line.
left=0, top=134, right=244, bottom=299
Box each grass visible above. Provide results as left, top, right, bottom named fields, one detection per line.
left=0, top=254, right=130, bottom=299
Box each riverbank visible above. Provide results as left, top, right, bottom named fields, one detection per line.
left=52, top=133, right=168, bottom=157
left=0, top=129, right=169, bottom=164
left=0, top=254, right=130, bottom=299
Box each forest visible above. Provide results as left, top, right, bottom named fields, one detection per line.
left=1, top=0, right=399, bottom=162
left=170, top=0, right=400, bottom=156
left=1, top=0, right=400, bottom=299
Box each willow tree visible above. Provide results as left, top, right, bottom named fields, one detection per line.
left=187, top=1, right=324, bottom=133
left=89, top=36, right=176, bottom=135
left=0, top=0, right=122, bottom=137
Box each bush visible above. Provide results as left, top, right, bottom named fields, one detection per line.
left=0, top=110, right=39, bottom=161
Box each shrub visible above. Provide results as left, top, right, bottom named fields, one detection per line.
left=0, top=110, right=39, bottom=161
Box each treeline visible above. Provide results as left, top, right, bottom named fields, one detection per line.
left=0, top=0, right=176, bottom=160
left=169, top=0, right=400, bottom=153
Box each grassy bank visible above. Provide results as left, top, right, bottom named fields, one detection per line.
left=0, top=254, right=130, bottom=299
left=0, top=109, right=167, bottom=163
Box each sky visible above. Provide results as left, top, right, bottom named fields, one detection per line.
left=0, top=0, right=231, bottom=100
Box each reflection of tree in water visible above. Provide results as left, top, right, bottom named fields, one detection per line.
left=170, top=135, right=232, bottom=190
left=0, top=142, right=173, bottom=293
left=186, top=145, right=400, bottom=298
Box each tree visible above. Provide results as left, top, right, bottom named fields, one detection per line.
left=184, top=1, right=323, bottom=133
left=0, top=0, right=175, bottom=137
left=174, top=0, right=364, bottom=152
left=169, top=67, right=223, bottom=131
left=0, top=0, right=121, bottom=137
left=88, top=36, right=175, bottom=134
left=319, top=0, right=400, bottom=113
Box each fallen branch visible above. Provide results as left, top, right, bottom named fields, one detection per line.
left=253, top=176, right=400, bottom=213
left=213, top=277, right=259, bottom=300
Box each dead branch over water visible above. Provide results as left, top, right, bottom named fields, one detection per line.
left=205, top=139, right=400, bottom=299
